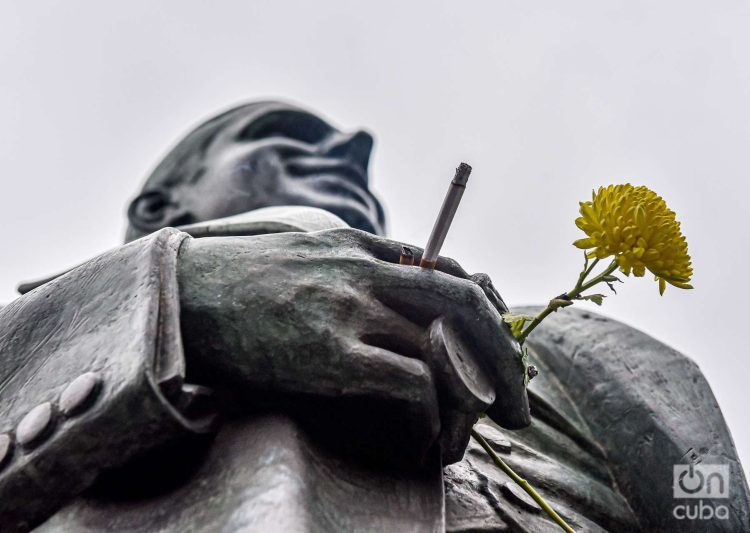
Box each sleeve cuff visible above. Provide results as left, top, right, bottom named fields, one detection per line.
left=0, top=228, right=214, bottom=530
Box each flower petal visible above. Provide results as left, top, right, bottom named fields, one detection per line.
left=573, top=238, right=596, bottom=249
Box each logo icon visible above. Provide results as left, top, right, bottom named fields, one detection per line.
left=673, top=464, right=729, bottom=499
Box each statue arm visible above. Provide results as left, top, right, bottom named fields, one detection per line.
left=0, top=206, right=530, bottom=530
left=0, top=228, right=214, bottom=531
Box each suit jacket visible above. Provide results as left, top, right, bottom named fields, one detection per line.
left=3, top=207, right=446, bottom=532
left=2, top=206, right=748, bottom=531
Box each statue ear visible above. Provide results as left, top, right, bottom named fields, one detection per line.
left=127, top=189, right=194, bottom=233
left=127, top=189, right=172, bottom=231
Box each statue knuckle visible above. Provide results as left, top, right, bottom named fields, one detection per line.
left=325, top=227, right=370, bottom=246
left=471, top=272, right=492, bottom=286
left=461, top=280, right=487, bottom=308
left=443, top=256, right=463, bottom=273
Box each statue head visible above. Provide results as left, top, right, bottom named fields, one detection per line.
left=125, top=101, right=386, bottom=241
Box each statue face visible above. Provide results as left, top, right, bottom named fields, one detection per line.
left=126, top=102, right=385, bottom=241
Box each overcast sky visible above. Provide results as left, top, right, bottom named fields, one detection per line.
left=1, top=1, right=748, bottom=471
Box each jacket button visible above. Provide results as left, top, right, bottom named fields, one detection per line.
left=60, top=372, right=102, bottom=416
left=16, top=403, right=54, bottom=448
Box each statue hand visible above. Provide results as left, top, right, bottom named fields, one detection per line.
left=177, top=228, right=529, bottom=465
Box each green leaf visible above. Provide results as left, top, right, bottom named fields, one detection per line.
left=501, top=312, right=537, bottom=324
left=579, top=293, right=606, bottom=305
left=502, top=312, right=537, bottom=339
left=602, top=275, right=623, bottom=283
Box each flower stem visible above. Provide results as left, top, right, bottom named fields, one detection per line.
left=576, top=260, right=618, bottom=294
left=479, top=259, right=617, bottom=532
left=516, top=259, right=618, bottom=344
left=577, top=257, right=600, bottom=288
left=471, top=429, right=575, bottom=532
left=514, top=304, right=558, bottom=345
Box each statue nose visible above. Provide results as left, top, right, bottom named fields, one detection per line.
left=323, top=130, right=373, bottom=171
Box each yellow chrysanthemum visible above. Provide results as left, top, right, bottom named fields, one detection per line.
left=573, top=184, right=693, bottom=295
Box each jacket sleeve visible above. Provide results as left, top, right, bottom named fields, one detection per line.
left=0, top=228, right=215, bottom=531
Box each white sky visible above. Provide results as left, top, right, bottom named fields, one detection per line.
left=1, top=1, right=748, bottom=471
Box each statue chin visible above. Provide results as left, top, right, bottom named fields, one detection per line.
left=325, top=202, right=383, bottom=235
left=174, top=205, right=351, bottom=237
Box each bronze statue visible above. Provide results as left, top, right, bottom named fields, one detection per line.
left=0, top=101, right=747, bottom=531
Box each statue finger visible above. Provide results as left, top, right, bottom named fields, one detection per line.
left=360, top=302, right=495, bottom=414
left=438, top=409, right=478, bottom=465
left=370, top=263, right=531, bottom=430
left=340, top=340, right=441, bottom=463
left=369, top=238, right=471, bottom=280
left=322, top=228, right=471, bottom=280
left=358, top=301, right=426, bottom=361
left=422, top=316, right=496, bottom=413
left=469, top=272, right=510, bottom=314
left=423, top=318, right=495, bottom=464
left=359, top=301, right=496, bottom=464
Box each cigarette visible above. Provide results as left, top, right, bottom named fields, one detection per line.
left=399, top=246, right=415, bottom=265
left=419, top=163, right=472, bottom=269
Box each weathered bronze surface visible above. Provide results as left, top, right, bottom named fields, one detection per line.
left=1, top=101, right=747, bottom=531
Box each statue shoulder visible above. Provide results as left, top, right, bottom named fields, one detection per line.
left=512, top=306, right=750, bottom=530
